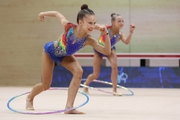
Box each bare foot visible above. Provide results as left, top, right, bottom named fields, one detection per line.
left=113, top=92, right=122, bottom=96
left=64, top=109, right=85, bottom=114
left=26, top=97, right=34, bottom=110
left=83, top=87, right=89, bottom=94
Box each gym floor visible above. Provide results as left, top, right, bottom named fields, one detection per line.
left=1, top=87, right=180, bottom=120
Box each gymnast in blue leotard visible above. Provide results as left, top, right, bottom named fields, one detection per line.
left=84, top=13, right=136, bottom=95
left=26, top=4, right=111, bottom=114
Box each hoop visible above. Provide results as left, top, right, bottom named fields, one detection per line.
left=80, top=79, right=134, bottom=96
left=7, top=88, right=89, bottom=115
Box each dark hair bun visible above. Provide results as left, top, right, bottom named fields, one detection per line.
left=81, top=4, right=88, bottom=10
left=111, top=13, right=116, bottom=17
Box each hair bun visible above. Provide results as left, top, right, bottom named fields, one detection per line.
left=81, top=4, right=88, bottom=10
left=111, top=13, right=116, bottom=17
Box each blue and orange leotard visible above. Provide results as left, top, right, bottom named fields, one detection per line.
left=44, top=23, right=88, bottom=63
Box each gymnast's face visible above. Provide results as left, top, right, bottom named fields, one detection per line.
left=112, top=16, right=124, bottom=29
left=79, top=14, right=96, bottom=33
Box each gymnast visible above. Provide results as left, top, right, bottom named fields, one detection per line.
left=83, top=13, right=135, bottom=95
left=26, top=4, right=111, bottom=114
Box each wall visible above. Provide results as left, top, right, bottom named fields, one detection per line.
left=0, top=0, right=180, bottom=86
left=52, top=66, right=180, bottom=88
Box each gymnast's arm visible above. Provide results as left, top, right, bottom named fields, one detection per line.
left=38, top=11, right=69, bottom=27
left=119, top=24, right=136, bottom=44
left=94, top=23, right=107, bottom=32
left=85, top=35, right=111, bottom=56
left=94, top=23, right=102, bottom=30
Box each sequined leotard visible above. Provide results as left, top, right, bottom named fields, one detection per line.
left=95, top=26, right=120, bottom=57
left=44, top=23, right=88, bottom=63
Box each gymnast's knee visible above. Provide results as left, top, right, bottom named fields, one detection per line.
left=73, top=67, right=83, bottom=80
left=41, top=84, right=51, bottom=91
left=93, top=72, right=100, bottom=79
left=111, top=63, right=118, bottom=72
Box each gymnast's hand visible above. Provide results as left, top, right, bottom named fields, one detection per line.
left=99, top=25, right=108, bottom=35
left=130, top=24, right=135, bottom=33
left=38, top=12, right=45, bottom=22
